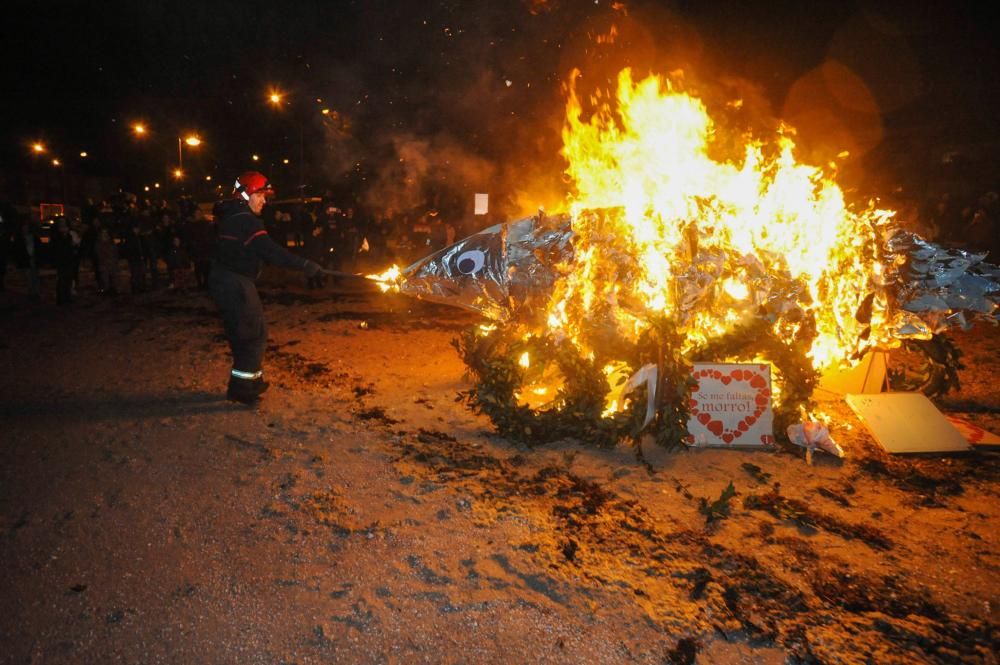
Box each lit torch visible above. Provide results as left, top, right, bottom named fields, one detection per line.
left=365, top=264, right=404, bottom=292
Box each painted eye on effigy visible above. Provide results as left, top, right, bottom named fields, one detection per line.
left=455, top=249, right=486, bottom=275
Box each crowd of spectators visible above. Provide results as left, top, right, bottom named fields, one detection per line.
left=264, top=200, right=460, bottom=289
left=0, top=195, right=210, bottom=303
left=0, top=192, right=469, bottom=303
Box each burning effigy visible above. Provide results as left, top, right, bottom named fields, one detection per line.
left=371, top=68, right=1000, bottom=450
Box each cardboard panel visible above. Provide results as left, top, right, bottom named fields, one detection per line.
left=845, top=392, right=970, bottom=454
left=815, top=351, right=887, bottom=399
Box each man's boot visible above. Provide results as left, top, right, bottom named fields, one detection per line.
left=252, top=375, right=270, bottom=396
left=227, top=375, right=261, bottom=405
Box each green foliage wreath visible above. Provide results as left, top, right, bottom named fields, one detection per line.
left=454, top=313, right=821, bottom=449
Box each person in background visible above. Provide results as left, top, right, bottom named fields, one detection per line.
left=138, top=209, right=161, bottom=289
left=50, top=218, right=76, bottom=304
left=184, top=207, right=215, bottom=290
left=121, top=221, right=146, bottom=295
left=304, top=215, right=327, bottom=289
left=0, top=202, right=13, bottom=292
left=965, top=200, right=996, bottom=260
left=13, top=220, right=41, bottom=301
left=94, top=226, right=119, bottom=295
left=68, top=218, right=82, bottom=297
left=166, top=235, right=192, bottom=292
left=81, top=215, right=100, bottom=291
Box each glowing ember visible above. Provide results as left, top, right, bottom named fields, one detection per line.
left=547, top=67, right=895, bottom=397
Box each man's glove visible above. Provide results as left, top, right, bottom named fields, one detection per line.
left=304, top=260, right=323, bottom=278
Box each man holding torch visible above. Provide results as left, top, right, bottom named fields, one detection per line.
left=209, top=170, right=324, bottom=404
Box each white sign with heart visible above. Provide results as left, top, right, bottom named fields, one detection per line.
left=687, top=363, right=775, bottom=448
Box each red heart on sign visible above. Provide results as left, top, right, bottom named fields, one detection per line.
left=707, top=420, right=724, bottom=436
left=698, top=412, right=711, bottom=425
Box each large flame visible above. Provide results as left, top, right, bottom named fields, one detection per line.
left=546, top=68, right=894, bottom=376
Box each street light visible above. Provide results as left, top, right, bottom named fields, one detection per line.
left=266, top=88, right=306, bottom=197
left=132, top=123, right=147, bottom=136
left=32, top=142, right=46, bottom=154
left=79, top=151, right=88, bottom=158
left=177, top=134, right=202, bottom=172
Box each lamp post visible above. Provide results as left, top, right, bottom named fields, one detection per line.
left=177, top=135, right=201, bottom=174
left=268, top=89, right=307, bottom=199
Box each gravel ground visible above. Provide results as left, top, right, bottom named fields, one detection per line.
left=0, top=267, right=997, bottom=664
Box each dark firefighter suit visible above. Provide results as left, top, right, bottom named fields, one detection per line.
left=209, top=198, right=318, bottom=399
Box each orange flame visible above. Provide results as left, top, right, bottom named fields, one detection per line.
left=366, top=264, right=403, bottom=292
left=545, top=68, right=894, bottom=402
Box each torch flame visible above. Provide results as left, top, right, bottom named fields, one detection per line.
left=366, top=265, right=403, bottom=292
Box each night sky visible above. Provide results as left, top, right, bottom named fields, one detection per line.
left=4, top=0, right=998, bottom=213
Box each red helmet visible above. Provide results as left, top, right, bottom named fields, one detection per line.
left=233, top=171, right=275, bottom=200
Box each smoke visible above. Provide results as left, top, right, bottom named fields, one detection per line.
left=361, top=132, right=497, bottom=218
left=309, top=1, right=820, bottom=221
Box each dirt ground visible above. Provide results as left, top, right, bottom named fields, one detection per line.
left=1, top=266, right=997, bottom=665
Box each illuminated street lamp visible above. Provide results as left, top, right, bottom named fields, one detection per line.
left=177, top=135, right=202, bottom=172
left=52, top=159, right=61, bottom=167
left=252, top=154, right=260, bottom=162
left=32, top=142, right=46, bottom=154
left=132, top=123, right=147, bottom=136
left=79, top=151, right=88, bottom=158
left=266, top=88, right=309, bottom=197
left=173, top=168, right=184, bottom=179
